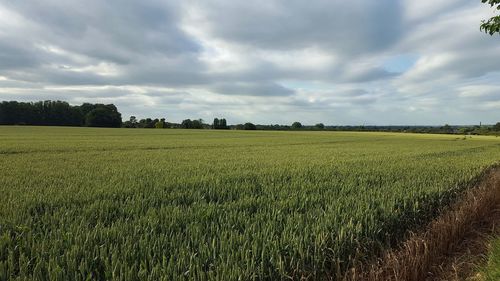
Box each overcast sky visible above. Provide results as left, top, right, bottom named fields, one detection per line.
left=0, top=0, right=499, bottom=125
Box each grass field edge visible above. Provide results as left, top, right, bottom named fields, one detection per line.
left=341, top=163, right=500, bottom=281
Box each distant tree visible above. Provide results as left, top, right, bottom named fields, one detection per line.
left=0, top=100, right=86, bottom=126
left=441, top=124, right=454, bottom=134
left=155, top=120, right=164, bottom=128
left=493, top=122, right=500, bottom=131
left=85, top=106, right=122, bottom=127
left=235, top=124, right=245, bottom=130
left=123, top=116, right=138, bottom=128
left=192, top=119, right=203, bottom=129
left=181, top=119, right=192, bottom=129
left=212, top=117, right=228, bottom=129
left=0, top=100, right=123, bottom=128
left=481, top=0, right=500, bottom=35
left=243, top=122, right=256, bottom=130
left=291, top=122, right=303, bottom=129
left=139, top=118, right=155, bottom=128
left=315, top=123, right=325, bottom=129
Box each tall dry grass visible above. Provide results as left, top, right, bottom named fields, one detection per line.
left=344, top=166, right=500, bottom=281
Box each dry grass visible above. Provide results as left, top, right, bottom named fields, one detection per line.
left=344, top=166, right=500, bottom=281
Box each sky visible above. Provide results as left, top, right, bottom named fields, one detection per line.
left=0, top=0, right=499, bottom=125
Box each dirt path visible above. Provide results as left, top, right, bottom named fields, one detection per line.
left=345, top=166, right=500, bottom=281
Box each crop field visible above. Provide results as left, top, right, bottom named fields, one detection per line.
left=1, top=126, right=500, bottom=280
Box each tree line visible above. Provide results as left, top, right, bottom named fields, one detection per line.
left=1, top=100, right=499, bottom=135
left=0, top=100, right=122, bottom=127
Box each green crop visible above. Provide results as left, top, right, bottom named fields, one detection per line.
left=1, top=127, right=499, bottom=280
left=479, top=236, right=500, bottom=281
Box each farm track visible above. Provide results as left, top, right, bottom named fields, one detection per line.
left=345, top=166, right=500, bottom=281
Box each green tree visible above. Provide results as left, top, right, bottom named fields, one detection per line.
left=220, top=118, right=227, bottom=129
left=123, top=116, right=138, bottom=128
left=493, top=122, right=500, bottom=131
left=192, top=119, right=203, bottom=129
left=155, top=120, right=164, bottom=128
left=315, top=123, right=325, bottom=129
left=181, top=119, right=192, bottom=129
left=243, top=122, right=256, bottom=130
left=213, top=118, right=220, bottom=129
left=441, top=124, right=454, bottom=134
left=291, top=122, right=302, bottom=129
left=481, top=0, right=500, bottom=35
left=85, top=107, right=122, bottom=127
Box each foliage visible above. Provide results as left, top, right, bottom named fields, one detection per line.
left=212, top=118, right=228, bottom=129
left=481, top=0, right=500, bottom=35
left=181, top=119, right=204, bottom=129
left=1, top=127, right=500, bottom=280
left=122, top=116, right=139, bottom=128
left=0, top=100, right=122, bottom=128
left=243, top=122, right=256, bottom=130
left=155, top=120, right=165, bottom=128
left=315, top=123, right=325, bottom=129
left=84, top=105, right=122, bottom=128
left=291, top=122, right=303, bottom=129
left=0, top=100, right=82, bottom=126
left=493, top=122, right=500, bottom=131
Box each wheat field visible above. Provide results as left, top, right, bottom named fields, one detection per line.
left=1, top=127, right=500, bottom=280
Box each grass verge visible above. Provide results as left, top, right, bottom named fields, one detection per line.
left=344, top=165, right=500, bottom=281
left=478, top=236, right=500, bottom=281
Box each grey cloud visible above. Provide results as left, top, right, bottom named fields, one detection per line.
left=212, top=82, right=294, bottom=96
left=191, top=0, right=404, bottom=55
left=0, top=39, right=42, bottom=70
left=3, top=1, right=200, bottom=61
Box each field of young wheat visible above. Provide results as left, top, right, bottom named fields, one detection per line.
left=1, top=126, right=500, bottom=280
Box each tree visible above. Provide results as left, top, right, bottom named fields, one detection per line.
left=441, top=124, right=454, bottom=134
left=481, top=0, right=500, bottom=35
left=213, top=118, right=220, bottom=129
left=181, top=119, right=203, bottom=129
left=192, top=119, right=203, bottom=129
left=243, top=122, right=256, bottom=130
left=493, top=122, right=500, bottom=131
left=291, top=122, right=302, bottom=129
left=85, top=107, right=122, bottom=127
left=181, top=119, right=192, bottom=129
left=0, top=100, right=122, bottom=127
left=315, top=123, right=325, bottom=129
left=123, top=116, right=138, bottom=128
left=213, top=118, right=228, bottom=129
left=137, top=118, right=158, bottom=128
left=155, top=120, right=164, bottom=128
left=0, top=100, right=84, bottom=126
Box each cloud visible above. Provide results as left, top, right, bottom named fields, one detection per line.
left=0, top=0, right=499, bottom=125
left=212, top=82, right=294, bottom=96
left=186, top=0, right=404, bottom=55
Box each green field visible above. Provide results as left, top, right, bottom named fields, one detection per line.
left=1, top=127, right=500, bottom=280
